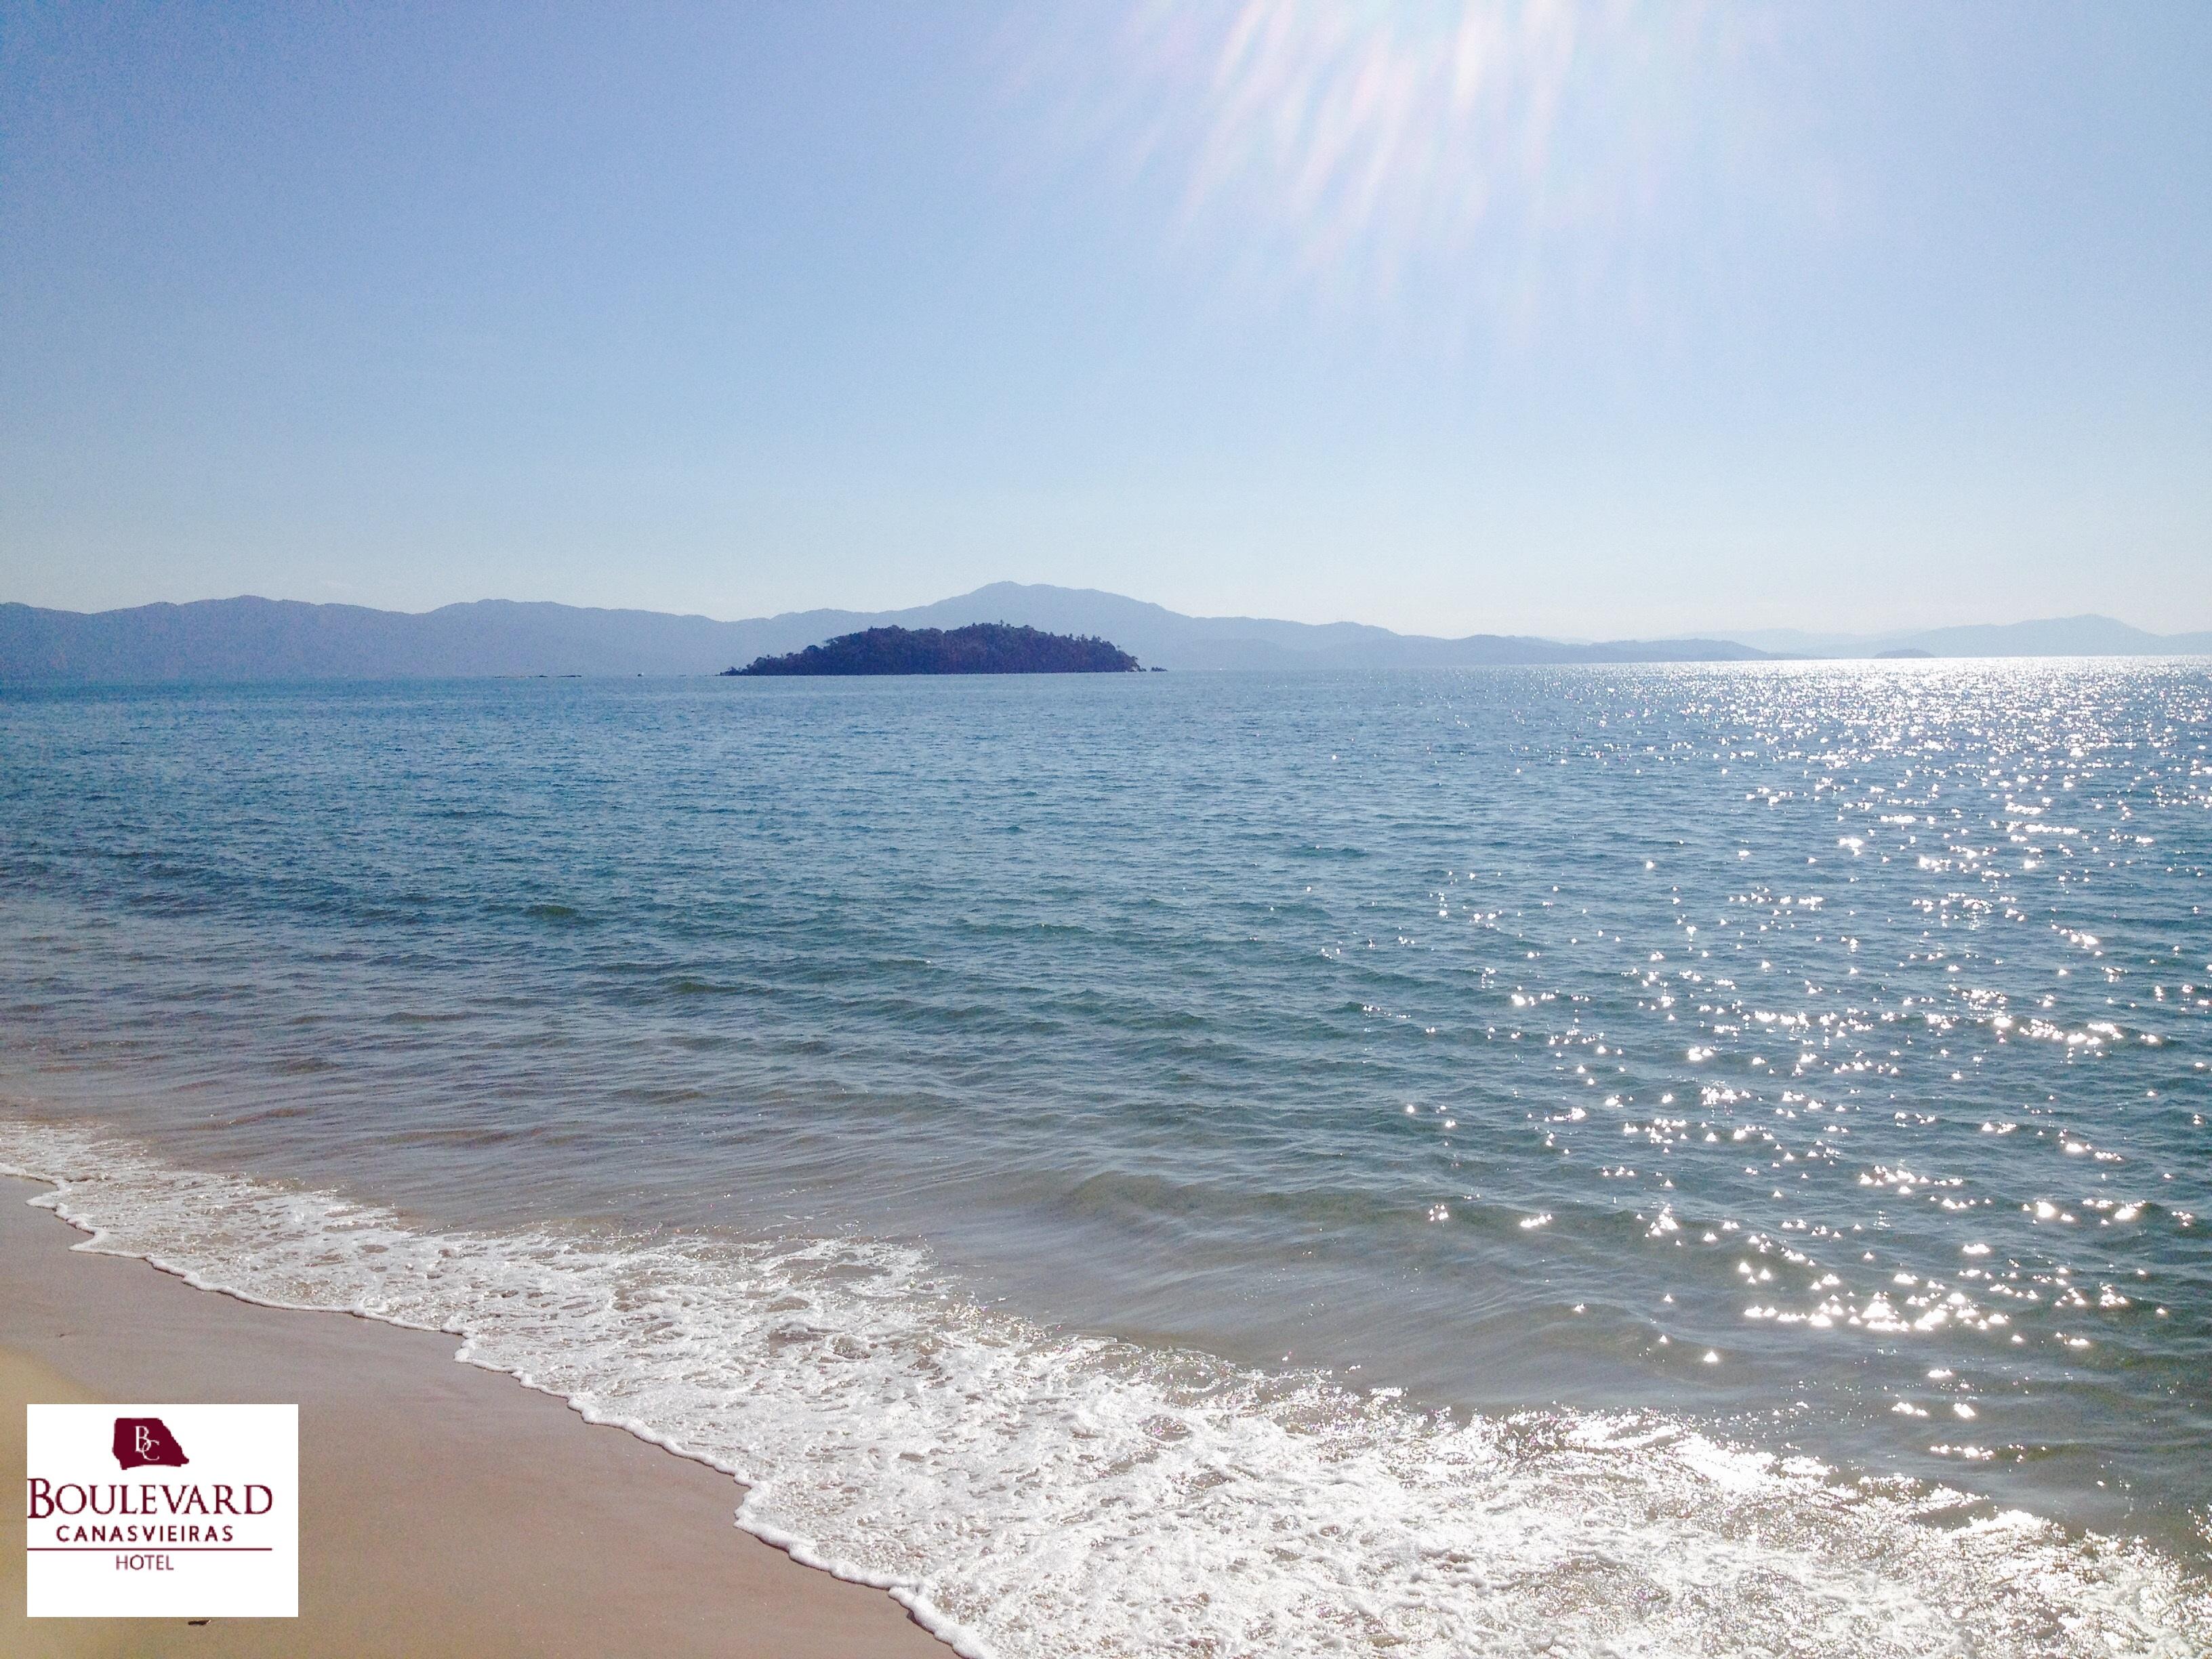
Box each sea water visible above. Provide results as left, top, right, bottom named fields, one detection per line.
left=1, top=663, right=2207, bottom=1655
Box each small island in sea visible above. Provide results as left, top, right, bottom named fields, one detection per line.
left=726, top=621, right=1141, bottom=676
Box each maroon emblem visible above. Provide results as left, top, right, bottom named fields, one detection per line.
left=112, top=1416, right=190, bottom=1471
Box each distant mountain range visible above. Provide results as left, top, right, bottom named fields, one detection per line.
left=1717, top=615, right=2212, bottom=658
left=1, top=585, right=2206, bottom=684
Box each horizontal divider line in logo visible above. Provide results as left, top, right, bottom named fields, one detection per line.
left=27, top=1547, right=276, bottom=1553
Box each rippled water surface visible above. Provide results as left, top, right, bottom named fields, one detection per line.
left=3, top=664, right=2208, bottom=1654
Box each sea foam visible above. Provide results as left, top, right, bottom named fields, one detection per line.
left=5, top=1114, right=2205, bottom=1658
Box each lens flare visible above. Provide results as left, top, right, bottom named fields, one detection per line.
left=1019, top=1, right=1757, bottom=329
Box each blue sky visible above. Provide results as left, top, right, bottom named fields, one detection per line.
left=3, top=1, right=2207, bottom=637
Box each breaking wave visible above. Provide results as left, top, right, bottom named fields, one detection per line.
left=5, top=1115, right=2205, bottom=1658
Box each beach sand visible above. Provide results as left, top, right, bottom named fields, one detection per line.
left=2, top=1176, right=951, bottom=1658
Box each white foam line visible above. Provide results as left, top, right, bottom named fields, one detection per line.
left=6, top=1115, right=2208, bottom=1659
left=1, top=1136, right=985, bottom=1657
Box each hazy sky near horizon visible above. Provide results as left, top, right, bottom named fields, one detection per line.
left=4, top=2, right=2208, bottom=638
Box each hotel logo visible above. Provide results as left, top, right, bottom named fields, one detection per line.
left=24, top=1403, right=298, bottom=1619
left=110, top=1416, right=190, bottom=1471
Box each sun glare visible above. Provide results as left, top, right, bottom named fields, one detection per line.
left=1020, top=1, right=1746, bottom=332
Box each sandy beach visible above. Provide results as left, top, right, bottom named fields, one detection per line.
left=2, top=1175, right=950, bottom=1658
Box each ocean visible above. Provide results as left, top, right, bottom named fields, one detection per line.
left=2, top=663, right=2207, bottom=1656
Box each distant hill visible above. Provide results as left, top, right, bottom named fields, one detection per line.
left=1, top=584, right=2202, bottom=684
left=1719, top=614, right=2212, bottom=658
left=731, top=623, right=1140, bottom=676
left=0, top=583, right=1771, bottom=682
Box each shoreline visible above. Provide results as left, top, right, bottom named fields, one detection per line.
left=9, top=1133, right=2209, bottom=1658
left=1, top=1174, right=951, bottom=1658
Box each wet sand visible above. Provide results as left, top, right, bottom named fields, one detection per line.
left=2, top=1176, right=952, bottom=1658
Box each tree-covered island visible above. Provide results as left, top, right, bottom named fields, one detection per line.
left=726, top=622, right=1141, bottom=676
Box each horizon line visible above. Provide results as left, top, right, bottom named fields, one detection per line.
left=5, top=585, right=2207, bottom=648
